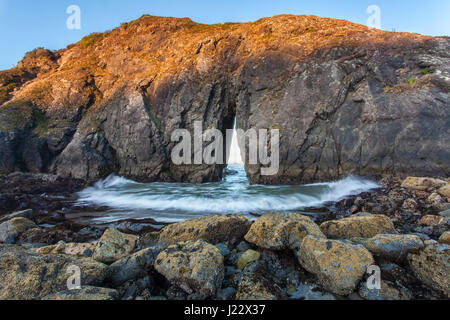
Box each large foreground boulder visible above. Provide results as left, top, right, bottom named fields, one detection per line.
left=0, top=244, right=109, bottom=300
left=298, top=236, right=374, bottom=296
left=244, top=212, right=325, bottom=250
left=320, top=214, right=396, bottom=239
left=158, top=214, right=251, bottom=245
left=154, top=240, right=224, bottom=297
left=407, top=244, right=450, bottom=297
left=92, top=228, right=137, bottom=264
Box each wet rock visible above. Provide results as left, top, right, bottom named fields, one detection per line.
left=380, top=263, right=416, bottom=285
left=92, top=228, right=137, bottom=264
left=427, top=193, right=444, bottom=205
left=407, top=244, right=450, bottom=297
left=42, top=286, right=118, bottom=300
left=0, top=244, right=109, bottom=300
left=438, top=208, right=450, bottom=218
left=418, top=215, right=445, bottom=226
left=358, top=281, right=411, bottom=300
left=154, top=240, right=224, bottom=297
left=320, top=214, right=396, bottom=239
left=437, top=184, right=450, bottom=198
left=298, top=236, right=374, bottom=296
left=402, top=198, right=418, bottom=211
left=217, top=287, right=236, bottom=300
left=235, top=262, right=280, bottom=300
left=236, top=249, right=261, bottom=270
left=158, top=215, right=251, bottom=246
left=433, top=203, right=450, bottom=214
left=36, top=241, right=97, bottom=257
left=138, top=231, right=160, bottom=249
left=0, top=209, right=33, bottom=223
left=401, top=177, right=446, bottom=191
left=215, top=243, right=230, bottom=256
left=244, top=212, right=325, bottom=250
left=351, top=234, right=424, bottom=263
left=288, top=283, right=335, bottom=300
left=109, top=247, right=160, bottom=286
left=0, top=217, right=37, bottom=244
left=236, top=241, right=250, bottom=252
left=439, top=231, right=450, bottom=245
left=18, top=226, right=96, bottom=245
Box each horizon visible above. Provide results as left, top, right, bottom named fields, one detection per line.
left=0, top=0, right=449, bottom=70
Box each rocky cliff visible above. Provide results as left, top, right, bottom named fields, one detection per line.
left=0, top=15, right=449, bottom=184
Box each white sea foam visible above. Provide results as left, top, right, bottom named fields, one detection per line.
left=76, top=166, right=380, bottom=223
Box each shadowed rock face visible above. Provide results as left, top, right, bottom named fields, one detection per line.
left=0, top=15, right=449, bottom=183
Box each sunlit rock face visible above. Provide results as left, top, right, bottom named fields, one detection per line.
left=0, top=15, right=449, bottom=184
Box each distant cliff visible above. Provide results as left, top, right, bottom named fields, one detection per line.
left=0, top=15, right=449, bottom=183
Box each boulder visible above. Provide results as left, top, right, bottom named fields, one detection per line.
left=0, top=244, right=109, bottom=300
left=36, top=241, right=97, bottom=257
left=358, top=280, right=411, bottom=300
left=154, top=240, right=224, bottom=297
left=439, top=231, right=450, bottom=245
left=298, top=236, right=374, bottom=296
left=427, top=193, right=443, bottom=205
left=401, top=177, right=446, bottom=191
left=320, top=214, right=396, bottom=239
left=235, top=262, right=280, bottom=300
left=244, top=212, right=325, bottom=250
left=0, top=209, right=33, bottom=223
left=439, top=209, right=450, bottom=218
left=407, top=244, right=450, bottom=297
left=42, top=286, right=118, bottom=300
left=236, top=249, right=261, bottom=270
left=92, top=228, right=137, bottom=264
left=438, top=184, right=450, bottom=198
left=109, top=247, right=160, bottom=286
left=158, top=214, right=251, bottom=245
left=351, top=234, right=424, bottom=262
left=418, top=215, right=445, bottom=226
left=0, top=217, right=37, bottom=244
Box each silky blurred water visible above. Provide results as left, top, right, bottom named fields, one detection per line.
left=75, top=164, right=380, bottom=224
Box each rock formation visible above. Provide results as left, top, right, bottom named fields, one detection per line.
left=0, top=15, right=449, bottom=183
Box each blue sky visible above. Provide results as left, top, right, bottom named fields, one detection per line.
left=0, top=0, right=449, bottom=70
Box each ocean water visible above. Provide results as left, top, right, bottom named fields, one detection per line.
left=75, top=164, right=380, bottom=224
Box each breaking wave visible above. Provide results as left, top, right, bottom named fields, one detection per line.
left=76, top=165, right=380, bottom=223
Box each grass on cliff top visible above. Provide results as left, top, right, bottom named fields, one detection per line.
left=79, top=32, right=106, bottom=48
